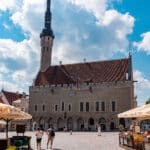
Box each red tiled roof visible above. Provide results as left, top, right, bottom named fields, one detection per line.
left=35, top=58, right=132, bottom=86
left=2, top=90, right=23, bottom=105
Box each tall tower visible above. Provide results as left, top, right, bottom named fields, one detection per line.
left=40, top=0, right=54, bottom=72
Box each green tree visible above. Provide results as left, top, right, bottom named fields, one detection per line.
left=145, top=98, right=150, bottom=104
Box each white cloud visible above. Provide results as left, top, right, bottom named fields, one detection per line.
left=134, top=70, right=150, bottom=90
left=11, top=0, right=44, bottom=38
left=67, top=0, right=107, bottom=19
left=4, top=0, right=135, bottom=63
left=133, top=70, right=150, bottom=105
left=0, top=73, right=3, bottom=81
left=12, top=70, right=31, bottom=85
left=0, top=38, right=35, bottom=64
left=0, top=63, right=9, bottom=73
left=0, top=81, right=19, bottom=92
left=0, top=38, right=40, bottom=92
left=0, top=73, right=18, bottom=92
left=52, top=8, right=134, bottom=63
left=134, top=32, right=150, bottom=55
left=0, top=0, right=21, bottom=12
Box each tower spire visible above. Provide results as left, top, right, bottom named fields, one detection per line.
left=47, top=0, right=50, bottom=10
left=40, top=0, right=54, bottom=71
left=40, top=0, right=54, bottom=38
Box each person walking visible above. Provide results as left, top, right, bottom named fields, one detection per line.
left=97, top=124, right=101, bottom=136
left=35, top=127, right=44, bottom=150
left=47, top=127, right=55, bottom=149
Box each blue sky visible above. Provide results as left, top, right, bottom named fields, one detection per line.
left=0, top=0, right=150, bottom=105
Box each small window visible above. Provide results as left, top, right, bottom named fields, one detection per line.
left=80, top=102, right=84, bottom=112
left=68, top=104, right=71, bottom=112
left=62, top=102, right=64, bottom=111
left=47, top=47, right=49, bottom=51
left=42, top=104, right=45, bottom=112
left=86, top=102, right=89, bottom=112
left=96, top=102, right=99, bottom=111
left=34, top=105, right=37, bottom=112
left=101, top=102, right=105, bottom=111
left=55, top=105, right=58, bottom=111
left=112, top=101, right=116, bottom=112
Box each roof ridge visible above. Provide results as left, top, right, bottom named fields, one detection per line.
left=50, top=57, right=129, bottom=67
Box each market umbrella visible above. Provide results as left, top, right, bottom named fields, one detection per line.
left=136, top=104, right=150, bottom=120
left=0, top=103, right=32, bottom=138
left=118, top=104, right=150, bottom=118
left=118, top=106, right=143, bottom=118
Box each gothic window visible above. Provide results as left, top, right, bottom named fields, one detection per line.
left=86, top=102, right=89, bottom=112
left=80, top=102, right=84, bottom=112
left=43, top=47, right=45, bottom=51
left=62, top=102, right=64, bottom=111
left=101, top=102, right=105, bottom=111
left=68, top=104, right=72, bottom=112
left=112, top=101, right=116, bottom=112
left=55, top=105, right=58, bottom=111
left=47, top=47, right=49, bottom=51
left=34, top=105, right=37, bottom=112
left=95, top=102, right=99, bottom=111
left=42, top=104, right=45, bottom=112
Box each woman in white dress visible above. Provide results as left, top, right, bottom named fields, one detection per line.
left=98, top=125, right=101, bottom=136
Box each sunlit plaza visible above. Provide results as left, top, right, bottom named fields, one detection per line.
left=0, top=131, right=123, bottom=150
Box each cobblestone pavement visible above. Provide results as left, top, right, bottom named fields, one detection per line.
left=0, top=131, right=124, bottom=150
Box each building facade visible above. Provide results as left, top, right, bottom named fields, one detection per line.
left=29, top=0, right=136, bottom=131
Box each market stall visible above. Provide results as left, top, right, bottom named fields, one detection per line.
left=118, top=104, right=150, bottom=150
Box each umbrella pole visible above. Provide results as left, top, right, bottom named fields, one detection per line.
left=6, top=119, right=9, bottom=139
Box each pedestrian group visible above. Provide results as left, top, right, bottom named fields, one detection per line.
left=35, top=124, right=102, bottom=150
left=35, top=127, right=55, bottom=150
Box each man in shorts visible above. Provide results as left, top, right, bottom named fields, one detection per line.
left=47, top=127, right=55, bottom=149
left=35, top=128, right=43, bottom=150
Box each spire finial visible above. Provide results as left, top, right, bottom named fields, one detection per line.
left=47, top=0, right=51, bottom=10
left=40, top=0, right=54, bottom=38
left=128, top=42, right=132, bottom=56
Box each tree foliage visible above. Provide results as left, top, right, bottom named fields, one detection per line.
left=145, top=98, right=150, bottom=104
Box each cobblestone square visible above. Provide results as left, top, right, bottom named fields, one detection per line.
left=0, top=131, right=124, bottom=150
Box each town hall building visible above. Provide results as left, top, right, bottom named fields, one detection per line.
left=29, top=0, right=136, bottom=131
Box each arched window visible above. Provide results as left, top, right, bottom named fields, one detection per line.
left=86, top=102, right=89, bottom=112
left=80, top=102, right=84, bottom=112
left=55, top=105, right=58, bottom=111
left=95, top=102, right=99, bottom=111
left=112, top=101, right=116, bottom=112
left=101, top=101, right=105, bottom=111
left=34, top=105, right=37, bottom=112
left=68, top=104, right=71, bottom=112
left=42, top=104, right=45, bottom=112
left=89, top=118, right=94, bottom=125
left=62, top=102, right=64, bottom=111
